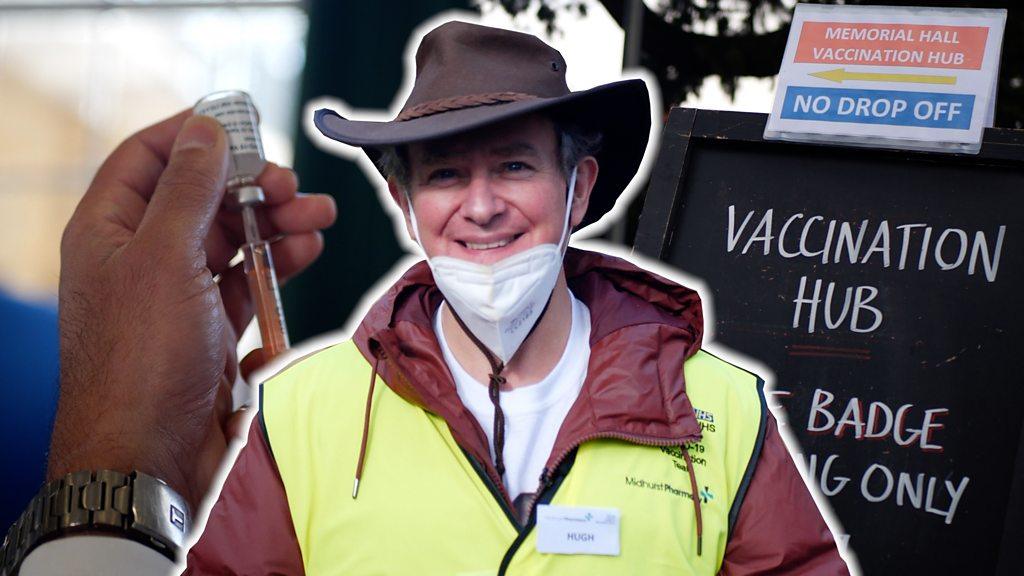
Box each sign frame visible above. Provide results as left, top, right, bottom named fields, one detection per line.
left=764, top=4, right=1007, bottom=154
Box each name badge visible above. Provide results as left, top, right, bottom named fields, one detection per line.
left=535, top=504, right=620, bottom=556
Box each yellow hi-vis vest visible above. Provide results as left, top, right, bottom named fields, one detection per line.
left=261, top=341, right=767, bottom=575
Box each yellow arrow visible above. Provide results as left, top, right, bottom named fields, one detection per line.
left=811, top=68, right=957, bottom=85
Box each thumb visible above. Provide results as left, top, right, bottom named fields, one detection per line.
left=239, top=347, right=268, bottom=383
left=137, top=114, right=229, bottom=252
left=226, top=406, right=254, bottom=442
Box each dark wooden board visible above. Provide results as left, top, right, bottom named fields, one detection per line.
left=636, top=107, right=1024, bottom=575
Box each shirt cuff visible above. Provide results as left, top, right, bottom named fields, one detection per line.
left=20, top=534, right=176, bottom=576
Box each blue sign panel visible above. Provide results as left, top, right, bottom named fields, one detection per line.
left=781, top=86, right=975, bottom=130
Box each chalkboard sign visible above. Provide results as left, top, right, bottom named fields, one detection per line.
left=635, top=108, right=1024, bottom=575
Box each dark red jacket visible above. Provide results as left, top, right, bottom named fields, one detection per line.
left=186, top=249, right=849, bottom=575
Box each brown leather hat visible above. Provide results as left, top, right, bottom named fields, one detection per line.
left=314, top=20, right=651, bottom=230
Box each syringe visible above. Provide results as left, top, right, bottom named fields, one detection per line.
left=195, top=90, right=290, bottom=359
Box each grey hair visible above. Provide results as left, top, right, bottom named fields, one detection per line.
left=375, top=145, right=411, bottom=189
left=556, top=120, right=603, bottom=178
left=375, top=118, right=603, bottom=190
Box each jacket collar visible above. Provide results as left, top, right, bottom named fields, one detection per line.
left=353, top=248, right=704, bottom=486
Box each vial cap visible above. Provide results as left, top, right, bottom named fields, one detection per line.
left=194, top=90, right=266, bottom=186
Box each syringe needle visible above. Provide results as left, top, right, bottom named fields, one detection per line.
left=241, top=205, right=261, bottom=245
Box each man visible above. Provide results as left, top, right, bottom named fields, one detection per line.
left=186, top=21, right=849, bottom=575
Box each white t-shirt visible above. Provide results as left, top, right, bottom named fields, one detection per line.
left=435, top=290, right=591, bottom=512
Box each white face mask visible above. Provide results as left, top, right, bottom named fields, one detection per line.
left=407, top=166, right=578, bottom=364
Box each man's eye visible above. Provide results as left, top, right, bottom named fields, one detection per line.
left=428, top=169, right=458, bottom=182
left=504, top=161, right=532, bottom=173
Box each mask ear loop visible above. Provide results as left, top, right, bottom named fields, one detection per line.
left=403, top=189, right=427, bottom=254
left=557, top=165, right=578, bottom=253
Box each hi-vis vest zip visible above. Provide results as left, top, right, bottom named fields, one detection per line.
left=261, top=340, right=767, bottom=576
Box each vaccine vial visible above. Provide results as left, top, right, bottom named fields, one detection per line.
left=195, top=91, right=290, bottom=357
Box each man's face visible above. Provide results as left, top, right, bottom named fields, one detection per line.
left=392, top=114, right=596, bottom=265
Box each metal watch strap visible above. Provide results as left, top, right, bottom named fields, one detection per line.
left=0, top=470, right=190, bottom=575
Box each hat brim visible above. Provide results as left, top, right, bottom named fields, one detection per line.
left=314, top=79, right=651, bottom=230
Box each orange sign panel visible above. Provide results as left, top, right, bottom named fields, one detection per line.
left=795, top=23, right=989, bottom=70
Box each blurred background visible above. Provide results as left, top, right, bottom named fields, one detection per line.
left=1, top=0, right=1021, bottom=554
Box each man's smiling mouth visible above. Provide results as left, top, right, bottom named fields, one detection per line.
left=459, top=233, right=524, bottom=250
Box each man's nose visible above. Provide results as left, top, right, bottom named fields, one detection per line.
left=460, top=172, right=505, bottom=226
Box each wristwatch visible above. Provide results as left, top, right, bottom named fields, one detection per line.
left=0, top=470, right=190, bottom=575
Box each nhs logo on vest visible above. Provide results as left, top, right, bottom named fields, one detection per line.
left=695, top=408, right=716, bottom=434
left=765, top=4, right=1006, bottom=154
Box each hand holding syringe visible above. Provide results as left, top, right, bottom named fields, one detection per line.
left=196, top=91, right=290, bottom=359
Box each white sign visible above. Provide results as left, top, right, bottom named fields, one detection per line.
left=765, top=4, right=1006, bottom=154
left=535, top=504, right=620, bottom=556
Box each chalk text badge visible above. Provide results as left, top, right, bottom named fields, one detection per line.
left=765, top=4, right=1006, bottom=154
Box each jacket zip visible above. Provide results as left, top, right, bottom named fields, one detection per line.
left=494, top=430, right=701, bottom=575
left=462, top=448, right=521, bottom=530
left=496, top=451, right=571, bottom=576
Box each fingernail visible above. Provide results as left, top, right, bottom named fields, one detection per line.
left=175, top=116, right=219, bottom=152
